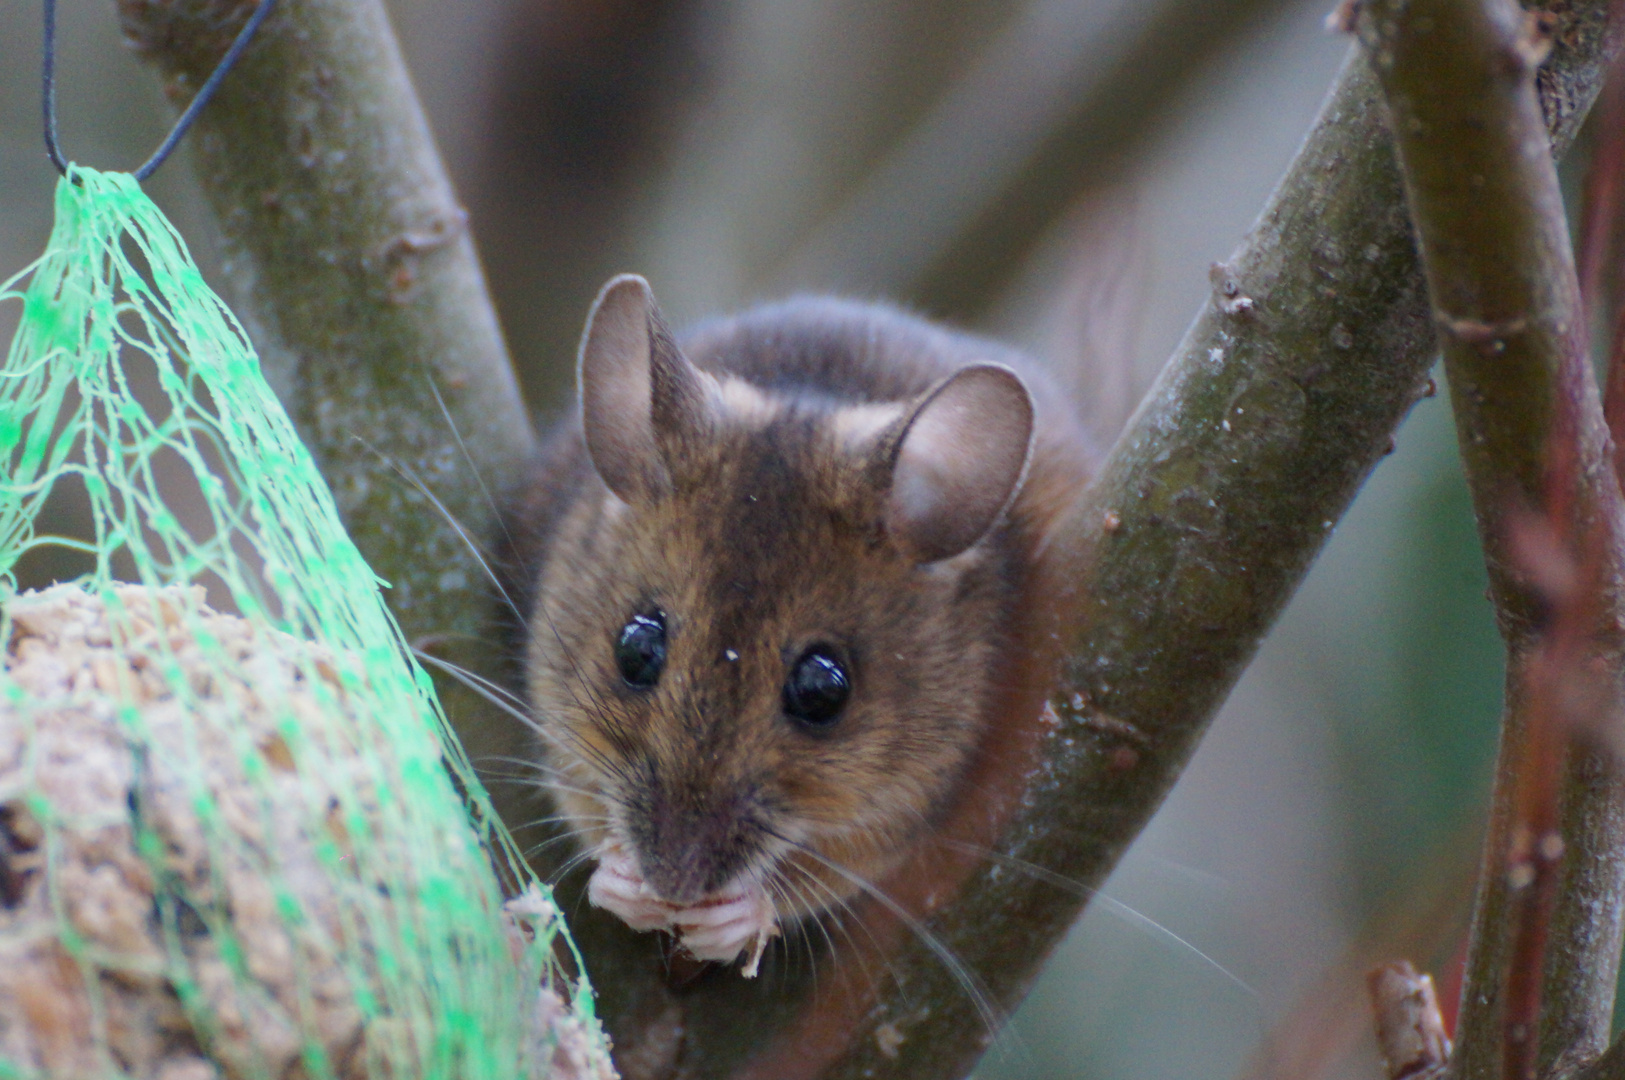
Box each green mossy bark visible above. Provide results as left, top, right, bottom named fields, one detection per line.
left=116, top=0, right=534, bottom=641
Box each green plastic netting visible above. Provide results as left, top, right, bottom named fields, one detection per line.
left=0, top=167, right=602, bottom=1079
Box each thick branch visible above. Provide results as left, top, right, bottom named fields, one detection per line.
left=116, top=0, right=537, bottom=784
left=1357, top=2, right=1625, bottom=1080
left=115, top=0, right=534, bottom=644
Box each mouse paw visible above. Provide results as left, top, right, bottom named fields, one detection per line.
left=586, top=846, right=780, bottom=977
left=671, top=890, right=779, bottom=976
left=587, top=848, right=677, bottom=932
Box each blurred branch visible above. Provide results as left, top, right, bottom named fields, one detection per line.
left=640, top=0, right=1029, bottom=322
left=1579, top=42, right=1625, bottom=333
left=468, top=0, right=711, bottom=416
left=1591, top=39, right=1625, bottom=478
left=1356, top=3, right=1625, bottom=1080
left=781, top=0, right=1299, bottom=318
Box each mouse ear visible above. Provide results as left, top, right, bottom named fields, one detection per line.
left=577, top=274, right=713, bottom=504
left=884, top=364, right=1035, bottom=563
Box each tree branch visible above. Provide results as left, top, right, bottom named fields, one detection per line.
left=114, top=0, right=534, bottom=640
left=777, top=0, right=1302, bottom=317
left=1356, top=2, right=1625, bottom=1080
left=116, top=0, right=537, bottom=780
left=114, top=1, right=1623, bottom=1078
left=1592, top=36, right=1625, bottom=479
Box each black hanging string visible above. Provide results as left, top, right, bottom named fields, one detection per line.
left=43, top=0, right=278, bottom=183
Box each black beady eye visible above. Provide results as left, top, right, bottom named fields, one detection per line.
left=784, top=647, right=850, bottom=727
left=616, top=612, right=666, bottom=689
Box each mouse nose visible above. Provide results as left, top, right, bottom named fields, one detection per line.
left=634, top=785, right=758, bottom=905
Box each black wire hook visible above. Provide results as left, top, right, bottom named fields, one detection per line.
left=44, top=0, right=278, bottom=183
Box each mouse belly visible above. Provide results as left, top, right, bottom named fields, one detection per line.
left=587, top=842, right=780, bottom=977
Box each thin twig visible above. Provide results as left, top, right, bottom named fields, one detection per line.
left=1590, top=21, right=1625, bottom=479
left=1355, top=4, right=1625, bottom=1080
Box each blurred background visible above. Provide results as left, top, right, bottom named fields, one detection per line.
left=0, top=0, right=1548, bottom=1076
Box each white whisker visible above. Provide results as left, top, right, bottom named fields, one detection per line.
left=418, top=649, right=633, bottom=792
left=425, top=374, right=519, bottom=570
left=783, top=860, right=916, bottom=1031
left=546, top=842, right=603, bottom=884
left=777, top=838, right=1005, bottom=1038
left=352, top=432, right=524, bottom=624
left=937, top=838, right=1258, bottom=1007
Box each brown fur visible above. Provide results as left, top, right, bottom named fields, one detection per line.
left=507, top=294, right=1095, bottom=922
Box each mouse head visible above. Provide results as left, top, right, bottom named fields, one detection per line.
left=527, top=275, right=1034, bottom=963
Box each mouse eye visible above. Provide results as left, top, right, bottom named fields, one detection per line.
left=615, top=612, right=667, bottom=689
left=783, top=646, right=850, bottom=727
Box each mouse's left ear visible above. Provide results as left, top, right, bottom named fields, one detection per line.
left=578, top=274, right=716, bottom=505
left=882, top=364, right=1035, bottom=563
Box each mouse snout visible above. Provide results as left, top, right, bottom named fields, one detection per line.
left=630, top=782, right=762, bottom=905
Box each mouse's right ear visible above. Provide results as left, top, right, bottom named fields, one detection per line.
left=578, top=274, right=713, bottom=505
left=882, top=364, right=1035, bottom=563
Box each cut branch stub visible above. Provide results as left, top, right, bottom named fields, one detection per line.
left=1369, top=961, right=1453, bottom=1080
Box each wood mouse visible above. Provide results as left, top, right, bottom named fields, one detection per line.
left=504, top=274, right=1096, bottom=978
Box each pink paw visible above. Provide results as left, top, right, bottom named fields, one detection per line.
left=586, top=846, right=780, bottom=977
left=671, top=890, right=779, bottom=974
left=587, top=847, right=675, bottom=932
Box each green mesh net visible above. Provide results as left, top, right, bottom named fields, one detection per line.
left=0, top=167, right=602, bottom=1079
